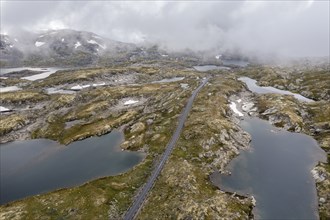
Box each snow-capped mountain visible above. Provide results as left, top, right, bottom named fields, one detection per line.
left=1, top=29, right=251, bottom=67
left=1, top=29, right=137, bottom=67
left=0, top=34, right=24, bottom=66
left=33, top=29, right=135, bottom=55
left=0, top=35, right=14, bottom=49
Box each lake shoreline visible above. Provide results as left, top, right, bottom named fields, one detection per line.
left=0, top=130, right=145, bottom=205
left=212, top=84, right=329, bottom=219
left=0, top=64, right=328, bottom=219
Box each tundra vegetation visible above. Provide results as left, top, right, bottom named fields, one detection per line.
left=0, top=61, right=329, bottom=219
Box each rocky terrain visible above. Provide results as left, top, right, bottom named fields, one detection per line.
left=0, top=60, right=329, bottom=219
left=0, top=65, right=202, bottom=145
left=138, top=74, right=254, bottom=219
left=0, top=63, right=255, bottom=219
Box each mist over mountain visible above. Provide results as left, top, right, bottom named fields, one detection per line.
left=1, top=29, right=144, bottom=66
left=1, top=1, right=329, bottom=61
left=1, top=2, right=330, bottom=219
left=1, top=29, right=237, bottom=67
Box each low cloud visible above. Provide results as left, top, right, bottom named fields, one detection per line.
left=1, top=1, right=329, bottom=58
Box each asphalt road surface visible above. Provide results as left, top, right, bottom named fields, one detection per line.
left=123, top=77, right=210, bottom=220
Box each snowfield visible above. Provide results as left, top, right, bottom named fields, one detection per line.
left=124, top=100, right=139, bottom=105
left=74, top=41, right=81, bottom=49
left=0, top=86, right=22, bottom=93
left=87, top=39, right=107, bottom=49
left=70, top=85, right=91, bottom=91
left=35, top=41, right=45, bottom=47
left=0, top=106, right=11, bottom=112
left=229, top=101, right=243, bottom=117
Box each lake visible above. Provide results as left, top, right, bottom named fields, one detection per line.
left=0, top=67, right=66, bottom=81
left=222, top=59, right=249, bottom=67
left=210, top=117, right=326, bottom=219
left=0, top=130, right=145, bottom=205
left=193, top=65, right=230, bottom=72
left=238, top=77, right=314, bottom=102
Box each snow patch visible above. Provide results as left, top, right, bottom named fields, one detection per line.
left=215, top=54, right=222, bottom=59
left=93, top=35, right=103, bottom=39
left=74, top=41, right=81, bottom=49
left=229, top=102, right=243, bottom=117
left=87, top=39, right=106, bottom=49
left=0, top=106, right=11, bottom=112
left=14, top=38, right=18, bottom=42
left=92, top=82, right=106, bottom=87
left=35, top=41, right=45, bottom=47
left=87, top=39, right=98, bottom=44
left=237, top=99, right=242, bottom=103
left=46, top=88, right=75, bottom=95
left=70, top=85, right=91, bottom=91
left=0, top=86, right=22, bottom=92
left=98, top=44, right=107, bottom=50
left=61, top=38, right=64, bottom=42
left=124, top=100, right=139, bottom=105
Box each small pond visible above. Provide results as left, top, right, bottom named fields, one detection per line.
left=0, top=67, right=66, bottom=81
left=239, top=77, right=314, bottom=102
left=193, top=65, right=230, bottom=72
left=194, top=60, right=249, bottom=72
left=0, top=86, right=22, bottom=93
left=210, top=117, right=326, bottom=219
left=0, top=130, right=145, bottom=205
left=222, top=59, right=249, bottom=67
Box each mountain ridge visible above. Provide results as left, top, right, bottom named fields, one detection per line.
left=0, top=29, right=140, bottom=67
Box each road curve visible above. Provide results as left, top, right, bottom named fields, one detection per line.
left=123, top=76, right=210, bottom=220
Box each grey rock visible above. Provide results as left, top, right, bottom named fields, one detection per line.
left=262, top=107, right=278, bottom=115
left=319, top=197, right=326, bottom=203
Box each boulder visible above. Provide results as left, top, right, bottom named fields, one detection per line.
left=262, top=107, right=278, bottom=115
left=130, top=122, right=145, bottom=133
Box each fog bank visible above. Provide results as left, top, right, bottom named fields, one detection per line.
left=1, top=1, right=329, bottom=58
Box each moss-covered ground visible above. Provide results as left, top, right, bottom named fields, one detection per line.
left=1, top=62, right=328, bottom=219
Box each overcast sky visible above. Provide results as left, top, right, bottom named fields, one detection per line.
left=1, top=1, right=329, bottom=57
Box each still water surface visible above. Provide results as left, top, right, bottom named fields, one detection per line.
left=193, top=65, right=230, bottom=72
left=0, top=67, right=66, bottom=81
left=211, top=117, right=326, bottom=219
left=0, top=130, right=144, bottom=205
left=238, top=77, right=314, bottom=102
